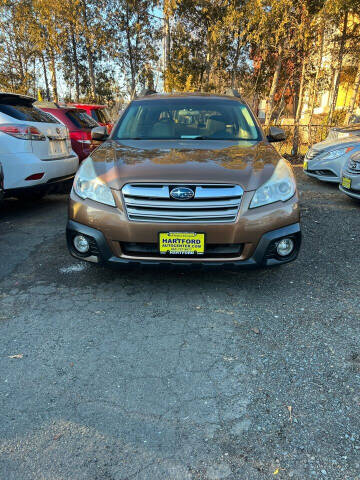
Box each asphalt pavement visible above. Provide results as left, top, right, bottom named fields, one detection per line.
left=0, top=169, right=359, bottom=480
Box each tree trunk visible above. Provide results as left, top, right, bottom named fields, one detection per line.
left=308, top=22, right=325, bottom=135
left=125, top=4, right=136, bottom=97
left=231, top=30, right=241, bottom=88
left=85, top=46, right=96, bottom=100
left=41, top=53, right=50, bottom=100
left=292, top=58, right=307, bottom=156
left=345, top=61, right=360, bottom=124
left=275, top=75, right=291, bottom=124
left=163, top=13, right=171, bottom=91
left=70, top=28, right=80, bottom=102
left=81, top=0, right=96, bottom=100
left=48, top=49, right=58, bottom=102
left=265, top=45, right=282, bottom=126
left=328, top=10, right=348, bottom=126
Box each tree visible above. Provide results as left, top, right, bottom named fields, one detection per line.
left=107, top=0, right=160, bottom=97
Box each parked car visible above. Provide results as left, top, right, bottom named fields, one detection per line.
left=0, top=92, right=79, bottom=200
left=37, top=102, right=99, bottom=161
left=339, top=150, right=360, bottom=201
left=69, top=103, right=113, bottom=133
left=326, top=124, right=360, bottom=141
left=303, top=136, right=360, bottom=183
left=66, top=91, right=301, bottom=268
left=0, top=162, right=4, bottom=202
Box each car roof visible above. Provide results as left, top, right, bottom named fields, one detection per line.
left=0, top=92, right=36, bottom=104
left=134, top=92, right=244, bottom=102
left=40, top=105, right=87, bottom=113
left=69, top=103, right=107, bottom=109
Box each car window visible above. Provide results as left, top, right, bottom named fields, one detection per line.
left=91, top=110, right=99, bottom=122
left=96, top=109, right=110, bottom=124
left=0, top=103, right=60, bottom=123
left=66, top=110, right=98, bottom=129
left=114, top=98, right=261, bottom=141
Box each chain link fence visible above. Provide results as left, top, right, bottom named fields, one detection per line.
left=271, top=124, right=330, bottom=157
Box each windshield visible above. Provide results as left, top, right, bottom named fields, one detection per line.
left=66, top=110, right=99, bottom=129
left=114, top=98, right=261, bottom=141
left=92, top=108, right=110, bottom=124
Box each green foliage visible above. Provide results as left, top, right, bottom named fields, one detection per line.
left=1, top=0, right=360, bottom=144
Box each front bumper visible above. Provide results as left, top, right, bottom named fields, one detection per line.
left=67, top=220, right=301, bottom=268
left=303, top=155, right=341, bottom=182
left=339, top=173, right=360, bottom=199
left=339, top=169, right=360, bottom=199
left=303, top=168, right=340, bottom=183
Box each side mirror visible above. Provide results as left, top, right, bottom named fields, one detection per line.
left=91, top=126, right=109, bottom=141
left=267, top=126, right=286, bottom=142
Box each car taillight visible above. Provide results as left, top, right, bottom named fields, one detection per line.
left=0, top=124, right=46, bottom=141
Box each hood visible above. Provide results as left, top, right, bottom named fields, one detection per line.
left=90, top=139, right=282, bottom=192
left=311, top=135, right=360, bottom=152
left=331, top=123, right=360, bottom=134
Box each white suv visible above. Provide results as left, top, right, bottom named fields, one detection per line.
left=0, top=92, right=79, bottom=200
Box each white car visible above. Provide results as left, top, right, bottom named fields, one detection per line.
left=0, top=92, right=79, bottom=200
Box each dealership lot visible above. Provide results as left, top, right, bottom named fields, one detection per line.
left=0, top=169, right=359, bottom=480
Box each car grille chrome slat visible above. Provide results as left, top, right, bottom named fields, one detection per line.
left=122, top=183, right=243, bottom=223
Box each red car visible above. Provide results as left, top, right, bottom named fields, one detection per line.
left=37, top=103, right=99, bottom=161
left=69, top=104, right=113, bottom=132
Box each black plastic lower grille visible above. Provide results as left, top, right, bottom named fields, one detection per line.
left=311, top=169, right=336, bottom=177
left=120, top=242, right=244, bottom=258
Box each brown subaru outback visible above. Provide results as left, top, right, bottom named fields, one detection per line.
left=66, top=92, right=301, bottom=267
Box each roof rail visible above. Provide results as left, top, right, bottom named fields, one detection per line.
left=224, top=88, right=242, bottom=99
left=139, top=88, right=157, bottom=97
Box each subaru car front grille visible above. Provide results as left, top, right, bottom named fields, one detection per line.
left=121, top=184, right=243, bottom=223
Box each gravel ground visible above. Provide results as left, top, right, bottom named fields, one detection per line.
left=0, top=169, right=359, bottom=480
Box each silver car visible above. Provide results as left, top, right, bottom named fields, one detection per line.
left=339, top=151, right=360, bottom=200
left=326, top=124, right=360, bottom=141
left=303, top=136, right=360, bottom=183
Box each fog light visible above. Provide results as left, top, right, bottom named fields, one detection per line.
left=276, top=238, right=294, bottom=257
left=73, top=235, right=90, bottom=253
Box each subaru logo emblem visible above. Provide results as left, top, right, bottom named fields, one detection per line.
left=170, top=187, right=195, bottom=200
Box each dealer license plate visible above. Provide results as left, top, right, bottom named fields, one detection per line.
left=342, top=177, right=351, bottom=189
left=159, top=232, right=205, bottom=255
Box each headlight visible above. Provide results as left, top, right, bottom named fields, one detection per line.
left=250, top=158, right=296, bottom=208
left=323, top=147, right=353, bottom=160
left=73, top=158, right=115, bottom=207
